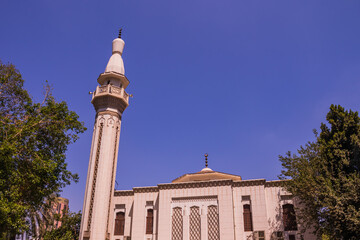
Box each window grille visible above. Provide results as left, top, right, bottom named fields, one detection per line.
left=172, top=207, right=183, bottom=240
left=189, top=206, right=201, bottom=240
left=207, top=205, right=219, bottom=240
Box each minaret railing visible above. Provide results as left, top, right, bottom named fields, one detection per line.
left=92, top=85, right=129, bottom=103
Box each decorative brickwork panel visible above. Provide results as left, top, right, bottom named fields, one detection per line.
left=189, top=206, right=201, bottom=240
left=172, top=207, right=183, bottom=240
left=207, top=205, right=219, bottom=240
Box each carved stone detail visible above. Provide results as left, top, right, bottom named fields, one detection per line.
left=87, top=122, right=104, bottom=231
left=114, top=190, right=134, bottom=196
left=172, top=196, right=218, bottom=203
left=107, top=117, right=114, bottom=127
left=158, top=179, right=233, bottom=190
left=97, top=110, right=122, bottom=120
left=106, top=126, right=119, bottom=235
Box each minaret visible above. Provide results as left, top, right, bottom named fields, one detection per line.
left=80, top=30, right=130, bottom=240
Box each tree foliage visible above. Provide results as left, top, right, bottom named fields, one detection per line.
left=279, top=105, right=360, bottom=239
left=0, top=61, right=86, bottom=238
left=43, top=211, right=81, bottom=240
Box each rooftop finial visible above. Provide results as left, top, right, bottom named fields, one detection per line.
left=204, top=153, right=208, bottom=168
left=118, top=28, right=122, bottom=39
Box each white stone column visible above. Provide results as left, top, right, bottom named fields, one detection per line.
left=80, top=113, right=122, bottom=240
left=183, top=206, right=189, bottom=240
left=201, top=205, right=208, bottom=240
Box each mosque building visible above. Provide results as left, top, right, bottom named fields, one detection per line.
left=79, top=31, right=316, bottom=240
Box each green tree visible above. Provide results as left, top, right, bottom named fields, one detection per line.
left=279, top=105, right=360, bottom=239
left=43, top=211, right=81, bottom=240
left=0, top=61, right=86, bottom=239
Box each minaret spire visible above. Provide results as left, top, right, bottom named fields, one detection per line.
left=205, top=153, right=208, bottom=168
left=80, top=31, right=130, bottom=240
left=118, top=28, right=122, bottom=38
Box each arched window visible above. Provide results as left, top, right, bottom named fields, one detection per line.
left=114, top=212, right=125, bottom=235
left=282, top=204, right=297, bottom=231
left=146, top=209, right=153, bottom=234
left=243, top=204, right=253, bottom=231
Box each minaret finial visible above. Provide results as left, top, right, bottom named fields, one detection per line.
left=204, top=153, right=208, bottom=168
left=118, top=28, right=122, bottom=39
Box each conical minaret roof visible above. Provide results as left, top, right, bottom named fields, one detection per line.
left=97, top=29, right=129, bottom=88
left=104, top=30, right=125, bottom=75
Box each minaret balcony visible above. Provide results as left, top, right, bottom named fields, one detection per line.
left=92, top=84, right=129, bottom=103
left=91, top=85, right=129, bottom=113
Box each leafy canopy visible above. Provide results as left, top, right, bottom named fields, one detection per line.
left=279, top=105, right=360, bottom=239
left=43, top=211, right=81, bottom=240
left=0, top=61, right=86, bottom=237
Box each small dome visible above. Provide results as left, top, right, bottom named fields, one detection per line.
left=200, top=167, right=214, bottom=172
left=172, top=169, right=242, bottom=183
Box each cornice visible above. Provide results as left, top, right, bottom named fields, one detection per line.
left=114, top=190, right=134, bottom=196
left=265, top=180, right=287, bottom=187
left=158, top=179, right=233, bottom=190
left=171, top=195, right=218, bottom=203
left=133, top=186, right=159, bottom=193
left=92, top=95, right=128, bottom=114
left=232, top=179, right=266, bottom=187
left=113, top=179, right=288, bottom=196
left=97, top=72, right=130, bottom=89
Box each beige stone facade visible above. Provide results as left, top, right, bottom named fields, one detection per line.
left=107, top=169, right=316, bottom=240
left=80, top=34, right=316, bottom=240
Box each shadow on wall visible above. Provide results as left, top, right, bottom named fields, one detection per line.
left=245, top=191, right=305, bottom=240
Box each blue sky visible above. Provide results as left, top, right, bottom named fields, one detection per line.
left=1, top=0, right=360, bottom=212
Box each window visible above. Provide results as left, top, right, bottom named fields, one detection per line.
left=243, top=204, right=253, bottom=231
left=114, top=212, right=125, bottom=235
left=253, top=231, right=265, bottom=240
left=289, top=235, right=295, bottom=240
left=62, top=204, right=67, bottom=213
left=146, top=209, right=153, bottom=234
left=271, top=231, right=284, bottom=240
left=56, top=203, right=61, bottom=213
left=282, top=204, right=297, bottom=231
